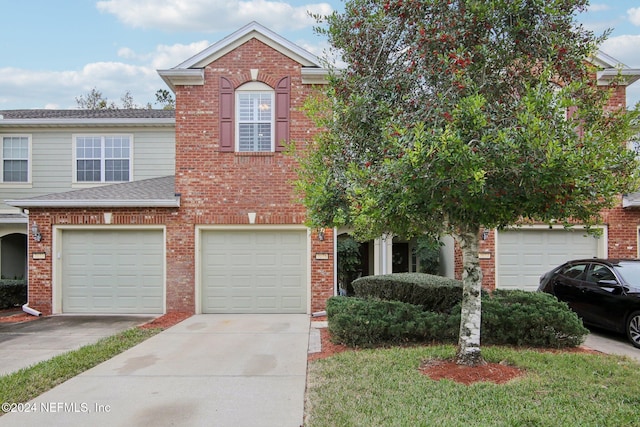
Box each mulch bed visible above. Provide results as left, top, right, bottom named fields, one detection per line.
left=0, top=308, right=39, bottom=324
left=138, top=312, right=192, bottom=329
left=308, top=325, right=602, bottom=385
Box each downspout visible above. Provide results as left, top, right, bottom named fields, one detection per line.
left=22, top=303, right=41, bottom=317
left=381, top=234, right=388, bottom=274
left=23, top=211, right=41, bottom=317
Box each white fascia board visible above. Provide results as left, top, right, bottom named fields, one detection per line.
left=174, top=22, right=321, bottom=70
left=0, top=118, right=175, bottom=128
left=623, top=193, right=640, bottom=208
left=0, top=216, right=28, bottom=224
left=5, top=199, right=180, bottom=208
left=592, top=50, right=621, bottom=69
left=597, top=68, right=640, bottom=86
left=301, top=68, right=330, bottom=85
left=157, top=69, right=205, bottom=91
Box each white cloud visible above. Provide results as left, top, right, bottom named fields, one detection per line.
left=0, top=61, right=166, bottom=110
left=150, top=41, right=213, bottom=69
left=0, top=38, right=221, bottom=110
left=588, top=4, right=610, bottom=13
left=600, top=35, right=640, bottom=108
left=628, top=7, right=640, bottom=26
left=115, top=40, right=212, bottom=69
left=600, top=35, right=640, bottom=67
left=96, top=0, right=332, bottom=32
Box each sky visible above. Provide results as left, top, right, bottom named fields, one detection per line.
left=0, top=1, right=639, bottom=110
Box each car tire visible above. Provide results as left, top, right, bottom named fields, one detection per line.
left=626, top=311, right=640, bottom=349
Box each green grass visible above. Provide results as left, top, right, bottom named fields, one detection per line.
left=0, top=327, right=161, bottom=412
left=305, top=345, right=640, bottom=426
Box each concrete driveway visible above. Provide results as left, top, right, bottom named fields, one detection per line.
left=0, top=314, right=309, bottom=427
left=584, top=328, right=640, bottom=362
left=0, top=315, right=155, bottom=376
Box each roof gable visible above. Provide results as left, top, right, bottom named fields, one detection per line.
left=179, top=21, right=321, bottom=69
left=158, top=22, right=328, bottom=90
left=592, top=50, right=640, bottom=86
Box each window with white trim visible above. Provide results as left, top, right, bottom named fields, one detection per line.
left=236, top=82, right=274, bottom=152
left=74, top=135, right=131, bottom=182
left=1, top=135, right=30, bottom=183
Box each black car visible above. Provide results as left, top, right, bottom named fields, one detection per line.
left=538, top=259, right=640, bottom=348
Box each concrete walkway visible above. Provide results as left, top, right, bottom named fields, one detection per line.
left=0, top=314, right=310, bottom=427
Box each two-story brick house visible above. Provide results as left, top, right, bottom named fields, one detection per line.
left=3, top=22, right=334, bottom=316
left=0, top=109, right=175, bottom=309
left=2, top=22, right=639, bottom=316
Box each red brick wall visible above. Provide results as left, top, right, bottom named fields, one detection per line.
left=602, top=204, right=640, bottom=259
left=26, top=208, right=177, bottom=315
left=171, top=38, right=332, bottom=313
left=26, top=39, right=334, bottom=316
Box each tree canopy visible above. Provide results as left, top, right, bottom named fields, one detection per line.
left=297, top=0, right=640, bottom=365
left=75, top=88, right=175, bottom=110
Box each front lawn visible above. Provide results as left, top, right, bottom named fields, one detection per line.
left=305, top=345, right=640, bottom=426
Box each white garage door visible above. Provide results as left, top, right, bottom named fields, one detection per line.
left=61, top=229, right=164, bottom=314
left=201, top=229, right=307, bottom=313
left=497, top=228, right=600, bottom=291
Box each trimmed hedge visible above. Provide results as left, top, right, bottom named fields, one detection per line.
left=478, top=289, right=588, bottom=348
left=327, top=289, right=588, bottom=348
left=0, top=280, right=27, bottom=309
left=352, top=273, right=462, bottom=313
left=326, top=297, right=453, bottom=347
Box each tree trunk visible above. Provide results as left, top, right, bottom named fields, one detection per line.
left=454, top=226, right=485, bottom=366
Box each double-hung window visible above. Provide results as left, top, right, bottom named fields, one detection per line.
left=75, top=135, right=131, bottom=182
left=1, top=135, right=30, bottom=183
left=236, top=82, right=274, bottom=152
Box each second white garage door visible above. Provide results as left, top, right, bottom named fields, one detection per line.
left=497, top=228, right=601, bottom=291
left=61, top=229, right=164, bottom=314
left=201, top=229, right=307, bottom=313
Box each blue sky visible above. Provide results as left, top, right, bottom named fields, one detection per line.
left=1, top=1, right=639, bottom=110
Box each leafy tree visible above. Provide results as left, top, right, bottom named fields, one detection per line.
left=155, top=89, right=176, bottom=110
left=75, top=88, right=173, bottom=110
left=75, top=87, right=117, bottom=110
left=297, top=0, right=640, bottom=365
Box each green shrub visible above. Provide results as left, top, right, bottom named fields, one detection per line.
left=327, top=289, right=588, bottom=348
left=326, top=296, right=453, bottom=347
left=0, top=280, right=27, bottom=309
left=483, top=289, right=588, bottom=348
left=352, top=273, right=462, bottom=313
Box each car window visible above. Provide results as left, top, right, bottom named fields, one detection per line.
left=560, top=263, right=587, bottom=279
left=586, top=264, right=616, bottom=283
left=614, top=262, right=640, bottom=286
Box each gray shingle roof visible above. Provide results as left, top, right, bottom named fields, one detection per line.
left=5, top=176, right=180, bottom=208
left=0, top=109, right=175, bottom=120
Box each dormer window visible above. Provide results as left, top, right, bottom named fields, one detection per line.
left=236, top=82, right=274, bottom=152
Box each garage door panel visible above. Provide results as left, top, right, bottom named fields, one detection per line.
left=498, top=229, right=599, bottom=291
left=201, top=230, right=307, bottom=313
left=62, top=230, right=164, bottom=314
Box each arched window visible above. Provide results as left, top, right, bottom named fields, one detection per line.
left=219, top=76, right=290, bottom=153
left=236, top=82, right=274, bottom=152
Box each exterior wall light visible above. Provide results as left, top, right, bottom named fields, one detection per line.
left=31, top=221, right=42, bottom=242
left=318, top=228, right=325, bottom=241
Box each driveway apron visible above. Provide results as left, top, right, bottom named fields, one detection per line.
left=0, top=315, right=155, bottom=376
left=0, top=314, right=310, bottom=427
